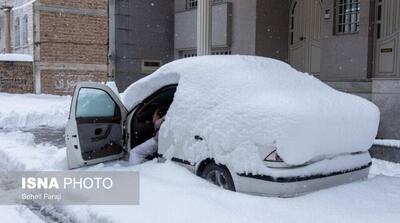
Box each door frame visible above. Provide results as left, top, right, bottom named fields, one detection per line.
left=66, top=82, right=128, bottom=169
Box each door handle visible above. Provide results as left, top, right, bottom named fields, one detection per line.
left=95, top=128, right=103, bottom=135
left=299, top=36, right=306, bottom=41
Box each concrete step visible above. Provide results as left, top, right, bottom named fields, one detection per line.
left=370, top=145, right=400, bottom=163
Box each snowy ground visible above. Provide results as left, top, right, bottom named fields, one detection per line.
left=0, top=93, right=399, bottom=223
left=0, top=93, right=70, bottom=129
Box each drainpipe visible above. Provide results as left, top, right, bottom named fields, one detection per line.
left=2, top=6, right=12, bottom=53
left=197, top=0, right=212, bottom=56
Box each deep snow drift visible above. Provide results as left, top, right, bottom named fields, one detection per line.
left=122, top=56, right=380, bottom=168
left=0, top=93, right=71, bottom=129
left=0, top=131, right=399, bottom=223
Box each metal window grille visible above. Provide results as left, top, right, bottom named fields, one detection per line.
left=211, top=49, right=231, bottom=55
left=335, top=0, right=360, bottom=34
left=186, top=0, right=198, bottom=10
left=185, top=0, right=224, bottom=10
left=180, top=48, right=231, bottom=58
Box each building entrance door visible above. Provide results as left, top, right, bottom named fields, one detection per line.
left=374, top=0, right=400, bottom=77
left=289, top=0, right=322, bottom=74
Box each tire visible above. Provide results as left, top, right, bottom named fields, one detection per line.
left=200, top=162, right=236, bottom=191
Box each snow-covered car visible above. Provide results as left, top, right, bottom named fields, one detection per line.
left=66, top=56, right=380, bottom=197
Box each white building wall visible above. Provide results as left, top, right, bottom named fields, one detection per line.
left=0, top=0, right=35, bottom=55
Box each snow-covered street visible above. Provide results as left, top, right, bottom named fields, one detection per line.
left=0, top=93, right=399, bottom=223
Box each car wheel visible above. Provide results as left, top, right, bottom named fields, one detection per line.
left=201, top=162, right=235, bottom=191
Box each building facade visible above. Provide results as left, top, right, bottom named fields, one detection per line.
left=0, top=0, right=109, bottom=94
left=108, top=0, right=175, bottom=90
left=109, top=0, right=400, bottom=140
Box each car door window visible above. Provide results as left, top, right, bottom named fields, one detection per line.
left=76, top=88, right=116, bottom=118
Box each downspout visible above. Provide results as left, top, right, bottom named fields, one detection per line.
left=32, top=1, right=40, bottom=94
left=2, top=6, right=12, bottom=53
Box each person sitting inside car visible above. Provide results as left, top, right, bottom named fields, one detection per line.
left=129, top=106, right=168, bottom=165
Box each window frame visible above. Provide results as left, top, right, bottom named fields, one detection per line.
left=334, top=0, right=361, bottom=35
left=22, top=14, right=28, bottom=45
left=14, top=17, right=20, bottom=47
left=185, top=0, right=224, bottom=10
left=75, top=87, right=120, bottom=119
left=141, top=59, right=162, bottom=74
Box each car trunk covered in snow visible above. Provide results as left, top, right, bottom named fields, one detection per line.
left=122, top=55, right=380, bottom=171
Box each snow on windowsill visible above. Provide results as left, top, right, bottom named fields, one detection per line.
left=0, top=54, right=33, bottom=62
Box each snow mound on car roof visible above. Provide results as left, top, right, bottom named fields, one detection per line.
left=122, top=55, right=379, bottom=167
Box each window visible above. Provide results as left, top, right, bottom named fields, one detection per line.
left=186, top=0, right=198, bottom=9
left=180, top=48, right=231, bottom=58
left=376, top=0, right=382, bottom=39
left=211, top=49, right=231, bottom=55
left=181, top=50, right=197, bottom=58
left=142, top=60, right=162, bottom=74
left=335, top=0, right=360, bottom=34
left=22, top=15, right=28, bottom=44
left=14, top=17, right=20, bottom=47
left=131, top=85, right=176, bottom=147
left=76, top=88, right=117, bottom=118
left=185, top=0, right=224, bottom=10
left=290, top=2, right=297, bottom=45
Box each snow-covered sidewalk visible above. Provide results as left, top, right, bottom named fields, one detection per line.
left=0, top=93, right=71, bottom=129
left=374, top=139, right=400, bottom=148
left=0, top=131, right=399, bottom=223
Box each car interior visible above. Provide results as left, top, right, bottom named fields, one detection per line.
left=130, top=85, right=177, bottom=155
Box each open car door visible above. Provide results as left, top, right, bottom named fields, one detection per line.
left=66, top=82, right=127, bottom=169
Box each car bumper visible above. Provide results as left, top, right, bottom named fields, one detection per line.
left=233, top=160, right=371, bottom=197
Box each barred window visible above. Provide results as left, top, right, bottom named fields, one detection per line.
left=185, top=0, right=224, bottom=10
left=186, top=0, right=198, bottom=10
left=335, top=0, right=360, bottom=34
left=180, top=48, right=231, bottom=58
left=211, top=49, right=231, bottom=55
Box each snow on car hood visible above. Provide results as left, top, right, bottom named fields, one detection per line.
left=122, top=55, right=380, bottom=168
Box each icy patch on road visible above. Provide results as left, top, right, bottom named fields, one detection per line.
left=0, top=93, right=71, bottom=129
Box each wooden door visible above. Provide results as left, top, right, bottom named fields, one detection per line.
left=375, top=0, right=400, bottom=76
left=289, top=0, right=322, bottom=74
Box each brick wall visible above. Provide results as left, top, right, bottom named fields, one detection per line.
left=0, top=61, right=33, bottom=93
left=36, top=0, right=108, bottom=95
left=39, top=12, right=107, bottom=64
left=41, top=70, right=107, bottom=95
left=39, top=0, right=107, bottom=9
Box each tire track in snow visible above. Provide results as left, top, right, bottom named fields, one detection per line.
left=0, top=128, right=75, bottom=223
